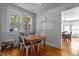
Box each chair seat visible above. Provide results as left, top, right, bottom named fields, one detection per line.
left=34, top=40, right=42, bottom=44
left=25, top=42, right=30, bottom=46
left=24, top=39, right=31, bottom=46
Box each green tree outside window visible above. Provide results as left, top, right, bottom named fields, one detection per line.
left=10, top=13, right=21, bottom=32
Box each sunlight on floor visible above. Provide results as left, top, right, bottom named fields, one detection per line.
left=71, top=40, right=79, bottom=50
left=62, top=38, right=79, bottom=56
left=71, top=38, right=79, bottom=49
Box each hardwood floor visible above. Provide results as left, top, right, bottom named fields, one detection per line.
left=0, top=44, right=61, bottom=56
left=62, top=38, right=79, bottom=56
left=0, top=38, right=79, bottom=56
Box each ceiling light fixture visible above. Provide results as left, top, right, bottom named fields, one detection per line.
left=38, top=3, right=42, bottom=6
left=36, top=3, right=42, bottom=6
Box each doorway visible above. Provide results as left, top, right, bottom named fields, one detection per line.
left=61, top=6, right=79, bottom=56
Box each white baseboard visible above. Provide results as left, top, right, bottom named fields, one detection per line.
left=46, top=42, right=61, bottom=49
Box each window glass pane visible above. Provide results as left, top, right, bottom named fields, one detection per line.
left=9, top=12, right=21, bottom=32
left=72, top=24, right=79, bottom=35
left=64, top=25, right=70, bottom=32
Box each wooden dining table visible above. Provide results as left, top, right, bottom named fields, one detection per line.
left=20, top=35, right=46, bottom=54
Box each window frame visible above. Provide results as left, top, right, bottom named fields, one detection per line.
left=8, top=9, right=22, bottom=33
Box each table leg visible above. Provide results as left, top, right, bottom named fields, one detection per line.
left=44, top=39, right=46, bottom=55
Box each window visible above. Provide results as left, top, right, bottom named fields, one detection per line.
left=63, top=22, right=79, bottom=37
left=9, top=10, right=21, bottom=32
left=64, top=25, right=70, bottom=32
left=72, top=24, right=79, bottom=35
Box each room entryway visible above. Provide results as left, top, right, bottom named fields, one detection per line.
left=61, top=6, right=79, bottom=56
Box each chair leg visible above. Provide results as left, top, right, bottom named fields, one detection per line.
left=31, top=46, right=33, bottom=55
left=32, top=45, right=36, bottom=55
left=25, top=46, right=30, bottom=56
left=20, top=44, right=22, bottom=51
left=26, top=48, right=29, bottom=56
left=37, top=43, right=41, bottom=52
left=38, top=45, right=40, bottom=52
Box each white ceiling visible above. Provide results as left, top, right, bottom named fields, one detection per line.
left=63, top=6, right=79, bottom=21
left=13, top=3, right=64, bottom=14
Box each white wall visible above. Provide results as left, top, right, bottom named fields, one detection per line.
left=0, top=3, right=36, bottom=50
left=36, top=8, right=61, bottom=48
left=36, top=3, right=79, bottom=48
left=63, top=6, right=79, bottom=21
left=0, top=9, right=2, bottom=49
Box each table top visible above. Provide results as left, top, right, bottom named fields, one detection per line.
left=20, top=35, right=46, bottom=41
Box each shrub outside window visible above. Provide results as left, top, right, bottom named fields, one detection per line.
left=9, top=10, right=21, bottom=32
